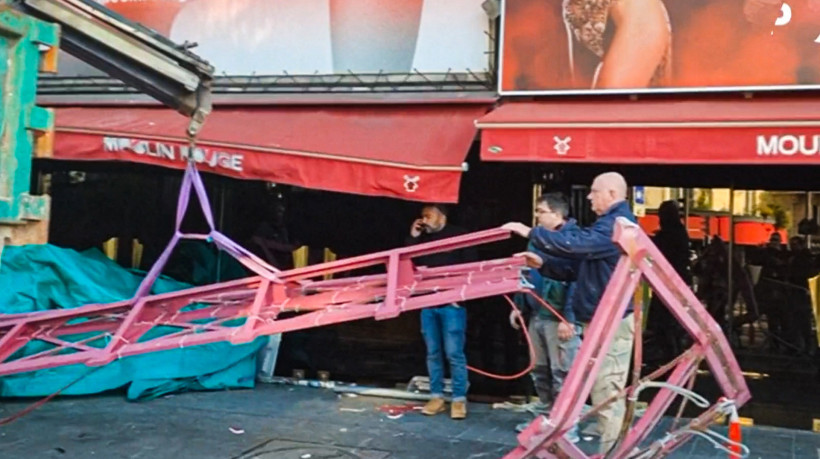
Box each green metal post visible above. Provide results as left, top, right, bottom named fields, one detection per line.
left=0, top=6, right=58, bottom=260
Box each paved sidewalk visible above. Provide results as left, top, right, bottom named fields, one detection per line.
left=1, top=384, right=818, bottom=458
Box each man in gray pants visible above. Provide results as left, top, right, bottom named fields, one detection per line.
left=509, top=192, right=581, bottom=442
left=505, top=172, right=637, bottom=454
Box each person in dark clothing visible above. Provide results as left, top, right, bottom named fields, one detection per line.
left=693, top=237, right=758, bottom=338
left=785, top=236, right=817, bottom=353
left=405, top=204, right=474, bottom=420
left=751, top=233, right=790, bottom=350
left=504, top=172, right=637, bottom=454
left=653, top=201, right=692, bottom=282
left=648, top=200, right=692, bottom=362
left=504, top=174, right=636, bottom=324
left=247, top=202, right=297, bottom=270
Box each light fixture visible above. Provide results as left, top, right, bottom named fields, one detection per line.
left=482, top=0, right=500, bottom=20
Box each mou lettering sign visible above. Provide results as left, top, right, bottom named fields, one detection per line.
left=103, top=137, right=244, bottom=172
left=757, top=134, right=820, bottom=156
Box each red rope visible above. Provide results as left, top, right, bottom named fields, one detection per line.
left=0, top=366, right=102, bottom=426
left=466, top=295, right=535, bottom=380
left=522, top=290, right=570, bottom=327
left=465, top=289, right=571, bottom=381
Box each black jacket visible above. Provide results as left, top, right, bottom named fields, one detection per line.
left=653, top=223, right=692, bottom=284
left=405, top=224, right=476, bottom=267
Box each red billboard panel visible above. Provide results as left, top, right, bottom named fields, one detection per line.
left=499, top=0, right=820, bottom=94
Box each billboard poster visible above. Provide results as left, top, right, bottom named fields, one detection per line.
left=499, top=0, right=820, bottom=94
left=55, top=0, right=491, bottom=78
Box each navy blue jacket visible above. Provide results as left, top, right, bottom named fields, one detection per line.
left=518, top=219, right=579, bottom=323
left=528, top=201, right=636, bottom=323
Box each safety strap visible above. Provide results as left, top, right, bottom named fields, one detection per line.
left=133, top=162, right=286, bottom=300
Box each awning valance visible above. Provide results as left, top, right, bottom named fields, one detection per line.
left=477, top=99, right=820, bottom=164
left=52, top=104, right=490, bottom=203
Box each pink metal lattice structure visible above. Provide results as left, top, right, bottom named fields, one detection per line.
left=0, top=163, right=526, bottom=377
left=0, top=163, right=749, bottom=459
left=507, top=217, right=751, bottom=459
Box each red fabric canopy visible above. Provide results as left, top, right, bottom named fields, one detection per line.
left=477, top=99, right=820, bottom=164
left=52, top=104, right=489, bottom=203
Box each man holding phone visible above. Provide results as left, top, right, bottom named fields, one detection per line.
left=406, top=204, right=475, bottom=419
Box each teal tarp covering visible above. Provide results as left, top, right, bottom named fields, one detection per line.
left=0, top=244, right=265, bottom=400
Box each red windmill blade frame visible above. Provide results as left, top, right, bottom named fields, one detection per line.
left=0, top=163, right=750, bottom=459
left=0, top=163, right=527, bottom=377
left=506, top=218, right=750, bottom=459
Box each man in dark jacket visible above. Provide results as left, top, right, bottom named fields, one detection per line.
left=504, top=172, right=636, bottom=454
left=406, top=204, right=475, bottom=420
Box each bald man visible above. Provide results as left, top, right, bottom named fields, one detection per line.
left=503, top=172, right=636, bottom=454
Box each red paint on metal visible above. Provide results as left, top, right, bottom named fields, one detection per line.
left=505, top=218, right=750, bottom=459
left=0, top=163, right=526, bottom=378
left=0, top=164, right=749, bottom=459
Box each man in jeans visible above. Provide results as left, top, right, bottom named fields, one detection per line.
left=505, top=172, right=636, bottom=454
left=406, top=204, right=475, bottom=419
left=509, top=193, right=581, bottom=442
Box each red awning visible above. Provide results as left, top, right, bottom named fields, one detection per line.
left=52, top=104, right=489, bottom=203
left=477, top=99, right=820, bottom=164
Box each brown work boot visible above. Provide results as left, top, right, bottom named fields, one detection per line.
left=450, top=400, right=467, bottom=420
left=422, top=397, right=447, bottom=416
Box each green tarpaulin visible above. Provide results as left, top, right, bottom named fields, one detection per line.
left=0, top=244, right=265, bottom=400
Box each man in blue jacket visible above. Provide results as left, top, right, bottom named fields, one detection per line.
left=504, top=172, right=636, bottom=454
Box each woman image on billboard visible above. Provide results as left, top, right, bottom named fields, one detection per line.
left=563, top=0, right=672, bottom=89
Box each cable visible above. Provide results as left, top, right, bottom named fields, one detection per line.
left=632, top=426, right=750, bottom=459
left=465, top=295, right=536, bottom=380
left=522, top=290, right=571, bottom=327
left=0, top=365, right=104, bottom=426
left=678, top=428, right=750, bottom=458
left=629, top=381, right=710, bottom=409
left=465, top=288, right=575, bottom=380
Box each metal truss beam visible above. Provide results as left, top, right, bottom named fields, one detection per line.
left=506, top=218, right=750, bottom=459
left=0, top=162, right=525, bottom=377
left=0, top=164, right=749, bottom=459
